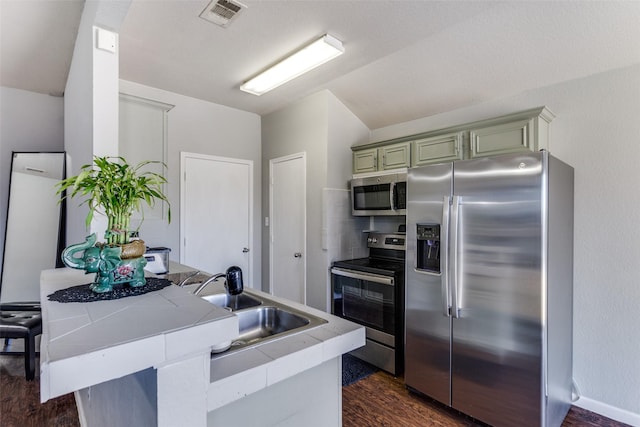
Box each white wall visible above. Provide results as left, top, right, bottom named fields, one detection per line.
left=0, top=87, right=64, bottom=281
left=324, top=94, right=371, bottom=306
left=118, top=80, right=262, bottom=289
left=63, top=4, right=95, bottom=246
left=261, top=90, right=369, bottom=311
left=326, top=95, right=369, bottom=190
left=370, top=63, right=640, bottom=424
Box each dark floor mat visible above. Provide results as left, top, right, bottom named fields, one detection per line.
left=342, top=353, right=378, bottom=386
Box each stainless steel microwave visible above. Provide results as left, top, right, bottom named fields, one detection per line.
left=351, top=172, right=407, bottom=216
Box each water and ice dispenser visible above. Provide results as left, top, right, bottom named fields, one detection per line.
left=416, top=224, right=441, bottom=273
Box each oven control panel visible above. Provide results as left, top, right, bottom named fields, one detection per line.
left=367, top=233, right=406, bottom=250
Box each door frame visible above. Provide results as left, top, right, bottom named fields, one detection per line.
left=180, top=151, right=254, bottom=283
left=269, top=152, right=306, bottom=301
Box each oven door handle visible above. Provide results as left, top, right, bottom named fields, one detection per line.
left=330, top=267, right=395, bottom=286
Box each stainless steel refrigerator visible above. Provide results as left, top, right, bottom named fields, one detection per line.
left=405, top=151, right=573, bottom=427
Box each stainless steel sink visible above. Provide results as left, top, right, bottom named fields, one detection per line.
left=201, top=293, right=262, bottom=311
left=234, top=306, right=309, bottom=344
left=204, top=292, right=328, bottom=355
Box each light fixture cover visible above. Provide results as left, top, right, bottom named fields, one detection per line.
left=240, top=34, right=344, bottom=96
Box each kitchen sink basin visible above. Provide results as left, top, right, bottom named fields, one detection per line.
left=205, top=292, right=328, bottom=355
left=201, top=293, right=262, bottom=311
left=233, top=306, right=310, bottom=346
left=202, top=291, right=328, bottom=355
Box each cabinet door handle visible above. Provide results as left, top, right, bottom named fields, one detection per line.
left=242, top=248, right=250, bottom=253
left=294, top=252, right=302, bottom=258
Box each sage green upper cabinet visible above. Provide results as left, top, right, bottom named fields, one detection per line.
left=470, top=119, right=532, bottom=158
left=412, top=132, right=463, bottom=167
left=353, top=147, right=378, bottom=174
left=469, top=108, right=553, bottom=158
left=380, top=142, right=411, bottom=170
left=352, top=107, right=554, bottom=174
left=352, top=142, right=410, bottom=174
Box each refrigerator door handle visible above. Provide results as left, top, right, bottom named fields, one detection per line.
left=441, top=196, right=451, bottom=317
left=450, top=195, right=461, bottom=318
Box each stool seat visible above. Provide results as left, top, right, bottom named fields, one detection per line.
left=0, top=309, right=42, bottom=380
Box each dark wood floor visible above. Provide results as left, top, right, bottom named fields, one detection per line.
left=342, top=370, right=630, bottom=427
left=1, top=350, right=630, bottom=427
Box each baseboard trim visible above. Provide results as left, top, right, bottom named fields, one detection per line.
left=574, top=396, right=640, bottom=426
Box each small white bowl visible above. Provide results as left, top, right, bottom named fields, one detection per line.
left=211, top=340, right=232, bottom=353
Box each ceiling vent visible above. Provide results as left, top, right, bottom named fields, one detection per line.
left=199, top=0, right=246, bottom=28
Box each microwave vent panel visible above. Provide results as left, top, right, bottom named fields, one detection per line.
left=199, top=0, right=246, bottom=28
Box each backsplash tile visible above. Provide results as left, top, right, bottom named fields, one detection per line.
left=322, top=188, right=368, bottom=262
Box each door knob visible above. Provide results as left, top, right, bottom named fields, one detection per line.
left=242, top=248, right=250, bottom=253
left=294, top=252, right=302, bottom=258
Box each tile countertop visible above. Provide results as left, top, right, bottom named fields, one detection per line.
left=39, top=261, right=365, bottom=410
left=158, top=263, right=366, bottom=411
left=39, top=266, right=238, bottom=402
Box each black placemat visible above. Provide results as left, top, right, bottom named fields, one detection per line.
left=47, top=277, right=173, bottom=303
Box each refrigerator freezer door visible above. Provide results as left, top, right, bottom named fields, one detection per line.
left=450, top=152, right=545, bottom=426
left=405, top=162, right=453, bottom=405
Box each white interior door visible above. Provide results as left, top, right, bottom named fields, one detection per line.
left=181, top=153, right=253, bottom=284
left=269, top=153, right=306, bottom=303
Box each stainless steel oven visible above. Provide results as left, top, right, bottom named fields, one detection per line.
left=331, top=232, right=405, bottom=375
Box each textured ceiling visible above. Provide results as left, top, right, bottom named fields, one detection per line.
left=2, top=1, right=640, bottom=129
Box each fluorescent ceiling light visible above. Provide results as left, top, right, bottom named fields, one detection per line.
left=240, top=34, right=344, bottom=96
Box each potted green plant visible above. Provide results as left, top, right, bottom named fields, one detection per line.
left=58, top=156, right=171, bottom=245
left=56, top=156, right=171, bottom=293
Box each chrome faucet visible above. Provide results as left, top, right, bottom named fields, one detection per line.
left=177, top=270, right=201, bottom=288
left=185, top=266, right=243, bottom=296
left=192, top=272, right=226, bottom=296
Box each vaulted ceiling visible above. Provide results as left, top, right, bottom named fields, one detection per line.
left=2, top=0, right=640, bottom=129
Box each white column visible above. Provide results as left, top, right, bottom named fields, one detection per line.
left=64, top=0, right=131, bottom=244
left=157, top=353, right=211, bottom=427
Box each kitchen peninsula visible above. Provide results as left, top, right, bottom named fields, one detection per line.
left=39, top=264, right=365, bottom=426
